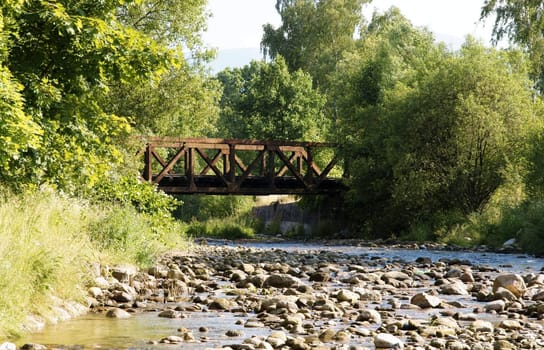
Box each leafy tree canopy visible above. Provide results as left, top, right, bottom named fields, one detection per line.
left=335, top=9, right=539, bottom=236
left=216, top=56, right=326, bottom=141
left=261, top=0, right=369, bottom=89
left=481, top=0, right=544, bottom=91
left=0, top=0, right=178, bottom=191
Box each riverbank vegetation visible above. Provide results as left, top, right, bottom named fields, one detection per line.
left=2, top=0, right=544, bottom=339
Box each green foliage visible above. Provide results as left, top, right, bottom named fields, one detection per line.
left=216, top=57, right=326, bottom=141
left=88, top=205, right=186, bottom=265
left=335, top=10, right=539, bottom=237
left=0, top=188, right=190, bottom=337
left=0, top=190, right=93, bottom=337
left=262, top=0, right=369, bottom=89
left=481, top=0, right=544, bottom=91
left=186, top=219, right=255, bottom=240
left=106, top=64, right=222, bottom=137
left=0, top=65, right=42, bottom=181
left=92, top=175, right=180, bottom=218
left=177, top=195, right=255, bottom=221
left=118, top=0, right=209, bottom=51
left=0, top=0, right=178, bottom=192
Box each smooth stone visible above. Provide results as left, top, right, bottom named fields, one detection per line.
left=357, top=309, right=382, bottom=324
left=263, top=274, right=300, bottom=288
left=160, top=335, right=184, bottom=344
left=410, top=292, right=442, bottom=308
left=267, top=331, right=287, bottom=347
left=0, top=343, right=15, bottom=350
left=493, top=274, right=526, bottom=298
left=158, top=309, right=182, bottom=318
left=499, top=319, right=523, bottom=330
left=374, top=333, right=404, bottom=349
left=105, top=308, right=131, bottom=318
left=337, top=289, right=360, bottom=303
left=472, top=320, right=494, bottom=332
left=226, top=329, right=244, bottom=337
left=485, top=299, right=506, bottom=312
left=440, top=281, right=469, bottom=295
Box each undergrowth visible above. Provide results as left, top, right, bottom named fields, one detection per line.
left=0, top=188, right=189, bottom=338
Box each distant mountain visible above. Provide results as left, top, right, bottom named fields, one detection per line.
left=208, top=48, right=264, bottom=73
left=207, top=34, right=468, bottom=74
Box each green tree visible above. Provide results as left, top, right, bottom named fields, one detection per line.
left=481, top=0, right=544, bottom=90
left=336, top=10, right=538, bottom=236
left=261, top=0, right=369, bottom=89
left=216, top=56, right=326, bottom=141
left=1, top=0, right=175, bottom=191
left=105, top=0, right=220, bottom=138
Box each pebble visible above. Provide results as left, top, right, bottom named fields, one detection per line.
left=46, top=244, right=544, bottom=350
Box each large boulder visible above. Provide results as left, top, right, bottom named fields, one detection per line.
left=493, top=274, right=526, bottom=298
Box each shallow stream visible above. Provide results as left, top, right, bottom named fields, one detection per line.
left=19, top=242, right=544, bottom=349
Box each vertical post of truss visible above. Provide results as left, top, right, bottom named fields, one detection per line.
left=144, top=143, right=153, bottom=182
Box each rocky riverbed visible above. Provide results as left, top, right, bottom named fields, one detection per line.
left=11, top=243, right=544, bottom=349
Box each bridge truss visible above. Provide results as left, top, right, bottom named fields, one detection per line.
left=142, top=137, right=345, bottom=195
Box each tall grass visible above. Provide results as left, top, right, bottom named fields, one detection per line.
left=0, top=189, right=190, bottom=338
left=0, top=191, right=94, bottom=337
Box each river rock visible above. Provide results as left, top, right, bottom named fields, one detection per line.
left=88, top=286, right=103, bottom=298
left=357, top=309, right=382, bottom=324
left=493, top=273, right=526, bottom=298
left=158, top=309, right=182, bottom=318
left=263, top=273, right=300, bottom=288
left=494, top=340, right=516, bottom=350
left=383, top=271, right=411, bottom=281
left=485, top=299, right=505, bottom=312
left=472, top=320, right=494, bottom=332
left=318, top=328, right=336, bottom=342
left=267, top=331, right=287, bottom=347
left=112, top=290, right=134, bottom=303
left=309, top=271, right=330, bottom=282
left=111, top=264, right=137, bottom=283
left=336, top=289, right=360, bottom=303
left=410, top=292, right=442, bottom=308
left=20, top=344, right=47, bottom=350
left=492, top=287, right=518, bottom=301
left=374, top=333, right=404, bottom=349
left=446, top=341, right=470, bottom=350
left=440, top=281, right=469, bottom=295
left=160, top=335, right=184, bottom=344
left=499, top=319, right=523, bottom=330
left=105, top=308, right=131, bottom=318
left=0, top=343, right=15, bottom=350
left=226, top=329, right=244, bottom=337
left=502, top=238, right=517, bottom=248
left=209, top=297, right=236, bottom=310
left=94, top=276, right=110, bottom=289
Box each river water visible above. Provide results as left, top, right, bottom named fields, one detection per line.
left=18, top=242, right=544, bottom=349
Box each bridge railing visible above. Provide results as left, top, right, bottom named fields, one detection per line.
left=142, top=137, right=344, bottom=195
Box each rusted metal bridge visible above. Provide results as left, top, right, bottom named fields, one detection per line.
left=142, top=137, right=345, bottom=195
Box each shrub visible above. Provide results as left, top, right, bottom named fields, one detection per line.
left=186, top=218, right=255, bottom=239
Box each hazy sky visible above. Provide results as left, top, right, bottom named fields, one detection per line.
left=202, top=0, right=496, bottom=50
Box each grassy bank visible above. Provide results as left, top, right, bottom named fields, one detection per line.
left=0, top=190, right=189, bottom=338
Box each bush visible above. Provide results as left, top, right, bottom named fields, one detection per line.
left=186, top=218, right=255, bottom=239
left=489, top=199, right=544, bottom=255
